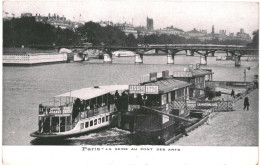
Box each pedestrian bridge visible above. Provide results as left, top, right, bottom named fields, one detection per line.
left=59, top=44, right=258, bottom=66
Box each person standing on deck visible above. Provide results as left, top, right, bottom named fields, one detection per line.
left=243, top=96, right=250, bottom=111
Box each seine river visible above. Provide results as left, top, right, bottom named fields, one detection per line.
left=3, top=54, right=258, bottom=145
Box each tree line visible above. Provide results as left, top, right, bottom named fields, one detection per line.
left=3, top=17, right=258, bottom=48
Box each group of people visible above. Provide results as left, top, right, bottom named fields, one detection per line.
left=115, top=90, right=129, bottom=112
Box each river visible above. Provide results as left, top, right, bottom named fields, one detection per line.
left=3, top=53, right=258, bottom=145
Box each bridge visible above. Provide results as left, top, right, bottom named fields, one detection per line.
left=41, top=44, right=259, bottom=66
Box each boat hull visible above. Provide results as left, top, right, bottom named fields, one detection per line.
left=31, top=112, right=118, bottom=139
left=30, top=124, right=112, bottom=139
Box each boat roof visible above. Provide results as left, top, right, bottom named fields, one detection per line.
left=190, top=69, right=213, bottom=77
left=55, top=85, right=129, bottom=100
left=143, top=79, right=191, bottom=93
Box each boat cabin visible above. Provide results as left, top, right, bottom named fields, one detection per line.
left=172, top=64, right=213, bottom=99
left=37, top=85, right=128, bottom=134
left=129, top=70, right=191, bottom=115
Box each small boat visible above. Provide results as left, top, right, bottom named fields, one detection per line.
left=221, top=56, right=227, bottom=60
left=216, top=56, right=221, bottom=60
left=113, top=50, right=136, bottom=57
left=30, top=85, right=128, bottom=139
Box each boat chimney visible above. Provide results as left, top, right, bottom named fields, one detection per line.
left=188, top=64, right=193, bottom=71
left=149, top=72, right=157, bottom=82
left=184, top=67, right=189, bottom=72
left=196, top=63, right=200, bottom=69
left=162, top=70, right=169, bottom=79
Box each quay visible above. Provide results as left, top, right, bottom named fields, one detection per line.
left=170, top=89, right=258, bottom=146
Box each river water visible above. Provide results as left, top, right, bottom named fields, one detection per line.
left=3, top=54, right=259, bottom=145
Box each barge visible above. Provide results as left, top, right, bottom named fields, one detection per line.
left=3, top=53, right=68, bottom=66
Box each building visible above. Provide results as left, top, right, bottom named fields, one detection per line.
left=219, top=30, right=227, bottom=36
left=159, top=26, right=184, bottom=36
left=21, top=13, right=33, bottom=17
left=135, top=26, right=156, bottom=37
left=185, top=28, right=206, bottom=38
left=212, top=25, right=215, bottom=34
left=146, top=17, right=154, bottom=31
left=98, top=20, right=114, bottom=27
left=114, top=23, right=138, bottom=38
left=35, top=13, right=83, bottom=30
left=236, top=28, right=251, bottom=41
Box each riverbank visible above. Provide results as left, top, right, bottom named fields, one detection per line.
left=171, top=89, right=258, bottom=146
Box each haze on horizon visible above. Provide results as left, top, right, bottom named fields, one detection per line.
left=3, top=0, right=259, bottom=35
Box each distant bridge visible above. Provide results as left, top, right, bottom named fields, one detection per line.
left=32, top=44, right=259, bottom=66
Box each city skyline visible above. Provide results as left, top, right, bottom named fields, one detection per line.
left=3, top=0, right=259, bottom=35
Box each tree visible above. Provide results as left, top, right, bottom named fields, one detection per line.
left=247, top=30, right=259, bottom=48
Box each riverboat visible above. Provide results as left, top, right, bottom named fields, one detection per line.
left=30, top=85, right=128, bottom=139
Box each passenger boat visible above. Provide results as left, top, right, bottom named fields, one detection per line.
left=30, top=85, right=128, bottom=139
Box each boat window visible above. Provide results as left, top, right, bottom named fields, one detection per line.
left=104, top=94, right=108, bottom=106
left=161, top=94, right=167, bottom=105
left=85, top=122, right=89, bottom=128
left=98, top=118, right=101, bottom=124
left=90, top=120, right=93, bottom=126
left=51, top=117, right=59, bottom=132
left=168, top=93, right=171, bottom=103
left=146, top=94, right=160, bottom=106
left=109, top=115, right=112, bottom=121
left=80, top=123, right=84, bottom=130
left=176, top=88, right=185, bottom=98
left=94, top=119, right=97, bottom=125
left=171, top=91, right=175, bottom=101
left=90, top=98, right=96, bottom=109
left=106, top=116, right=109, bottom=122
left=102, top=117, right=105, bottom=123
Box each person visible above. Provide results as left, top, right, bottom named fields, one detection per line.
left=206, top=113, right=212, bottom=125
left=142, top=94, right=148, bottom=106
left=231, top=89, right=235, bottom=98
left=156, top=136, right=165, bottom=145
left=254, top=80, right=258, bottom=89
left=243, top=96, right=250, bottom=111
left=115, top=90, right=120, bottom=100
left=179, top=123, right=188, bottom=136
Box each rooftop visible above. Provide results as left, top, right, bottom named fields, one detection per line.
left=144, top=79, right=191, bottom=93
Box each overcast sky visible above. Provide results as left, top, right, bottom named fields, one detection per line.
left=3, top=0, right=259, bottom=35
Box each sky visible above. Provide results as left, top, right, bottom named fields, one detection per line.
left=2, top=0, right=259, bottom=35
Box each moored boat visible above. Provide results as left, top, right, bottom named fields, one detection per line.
left=30, top=85, right=128, bottom=139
